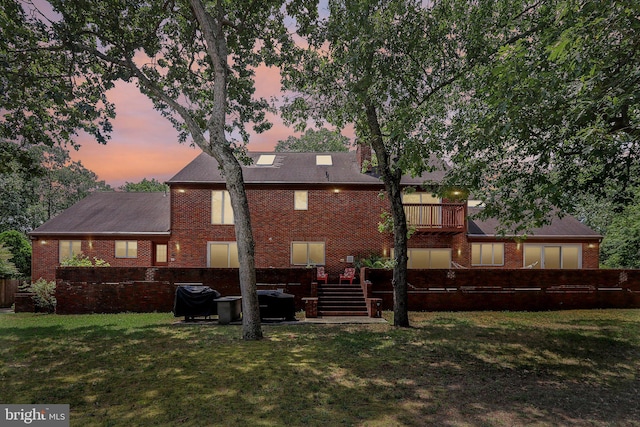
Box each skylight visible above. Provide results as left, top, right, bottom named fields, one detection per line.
left=256, top=154, right=276, bottom=166
left=316, top=155, right=333, bottom=166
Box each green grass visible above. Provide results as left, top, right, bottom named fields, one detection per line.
left=1, top=310, right=639, bottom=426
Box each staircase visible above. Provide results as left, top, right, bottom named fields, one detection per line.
left=317, top=283, right=368, bottom=316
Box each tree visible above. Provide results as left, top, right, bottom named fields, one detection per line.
left=0, top=141, right=111, bottom=233
left=281, top=0, right=534, bottom=326
left=275, top=128, right=351, bottom=152
left=22, top=0, right=314, bottom=340
left=120, top=178, right=169, bottom=193
left=0, top=243, right=19, bottom=278
left=0, top=230, right=31, bottom=278
left=31, top=145, right=112, bottom=223
left=443, top=1, right=640, bottom=232
left=1, top=0, right=114, bottom=147
left=600, top=188, right=640, bottom=269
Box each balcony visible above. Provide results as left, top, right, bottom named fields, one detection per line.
left=403, top=203, right=466, bottom=234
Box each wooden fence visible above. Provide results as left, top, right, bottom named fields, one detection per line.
left=0, top=279, right=20, bottom=307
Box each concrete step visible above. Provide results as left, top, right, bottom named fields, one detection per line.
left=318, top=310, right=368, bottom=317
left=317, top=282, right=368, bottom=317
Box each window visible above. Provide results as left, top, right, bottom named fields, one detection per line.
left=315, top=155, right=333, bottom=165
left=59, top=240, right=82, bottom=263
left=291, top=242, right=325, bottom=265
left=256, top=154, right=276, bottom=165
left=402, top=192, right=442, bottom=226
left=523, top=244, right=581, bottom=269
left=405, top=248, right=451, bottom=269
left=208, top=242, right=239, bottom=268
left=155, top=244, right=168, bottom=264
left=212, top=190, right=234, bottom=224
left=115, top=241, right=138, bottom=258
left=471, top=243, right=504, bottom=266
left=294, top=191, right=308, bottom=210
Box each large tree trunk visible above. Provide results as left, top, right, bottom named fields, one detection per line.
left=218, top=150, right=263, bottom=341
left=365, top=101, right=410, bottom=327
left=190, top=0, right=262, bottom=340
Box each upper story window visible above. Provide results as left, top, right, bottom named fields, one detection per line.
left=294, top=190, right=308, bottom=210
left=315, top=155, right=332, bottom=165
left=256, top=154, right=276, bottom=165
left=402, top=192, right=440, bottom=204
left=212, top=190, right=234, bottom=225
left=59, top=240, right=82, bottom=263
left=115, top=241, right=138, bottom=258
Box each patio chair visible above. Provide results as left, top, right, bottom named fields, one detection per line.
left=339, top=268, right=356, bottom=284
left=317, top=266, right=328, bottom=284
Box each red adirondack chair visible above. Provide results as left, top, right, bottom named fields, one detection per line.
left=317, top=266, right=328, bottom=284
left=339, top=268, right=356, bottom=284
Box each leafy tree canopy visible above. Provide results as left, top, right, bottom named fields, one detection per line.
left=0, top=230, right=31, bottom=278
left=600, top=188, right=640, bottom=269
left=0, top=243, right=19, bottom=278
left=0, top=0, right=114, bottom=147
left=119, top=178, right=169, bottom=193
left=0, top=140, right=111, bottom=233
left=275, top=128, right=351, bottom=152
left=443, top=0, right=640, bottom=232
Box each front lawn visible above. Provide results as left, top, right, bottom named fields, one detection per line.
left=1, top=310, right=638, bottom=426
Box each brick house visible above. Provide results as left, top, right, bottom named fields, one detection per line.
left=30, top=148, right=602, bottom=282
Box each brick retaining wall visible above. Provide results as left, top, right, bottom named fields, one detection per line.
left=55, top=267, right=315, bottom=314
left=363, top=268, right=640, bottom=311
left=50, top=267, right=640, bottom=314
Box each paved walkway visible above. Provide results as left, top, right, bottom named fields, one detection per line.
left=173, top=316, right=388, bottom=326
left=0, top=307, right=14, bottom=314
left=303, top=316, right=387, bottom=324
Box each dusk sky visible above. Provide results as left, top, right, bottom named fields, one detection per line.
left=69, top=65, right=311, bottom=188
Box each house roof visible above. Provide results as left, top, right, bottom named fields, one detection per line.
left=467, top=208, right=602, bottom=240
left=167, top=151, right=446, bottom=186
left=30, top=192, right=171, bottom=236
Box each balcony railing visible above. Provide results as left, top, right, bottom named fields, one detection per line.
left=403, top=203, right=466, bottom=232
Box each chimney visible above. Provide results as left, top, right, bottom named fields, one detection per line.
left=356, top=142, right=372, bottom=172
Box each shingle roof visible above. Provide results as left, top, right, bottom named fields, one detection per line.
left=30, top=192, right=170, bottom=236
left=467, top=208, right=601, bottom=239
left=167, top=151, right=446, bottom=185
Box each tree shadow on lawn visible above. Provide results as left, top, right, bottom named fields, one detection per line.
left=0, top=317, right=638, bottom=426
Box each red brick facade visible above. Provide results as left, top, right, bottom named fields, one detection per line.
left=31, top=183, right=601, bottom=282
left=169, top=185, right=391, bottom=280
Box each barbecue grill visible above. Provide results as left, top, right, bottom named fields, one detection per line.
left=173, top=285, right=221, bottom=321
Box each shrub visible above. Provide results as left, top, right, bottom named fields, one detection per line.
left=354, top=253, right=396, bottom=270
left=60, top=253, right=110, bottom=267
left=23, top=278, right=57, bottom=313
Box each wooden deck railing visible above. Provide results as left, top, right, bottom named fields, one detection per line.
left=403, top=203, right=466, bottom=231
